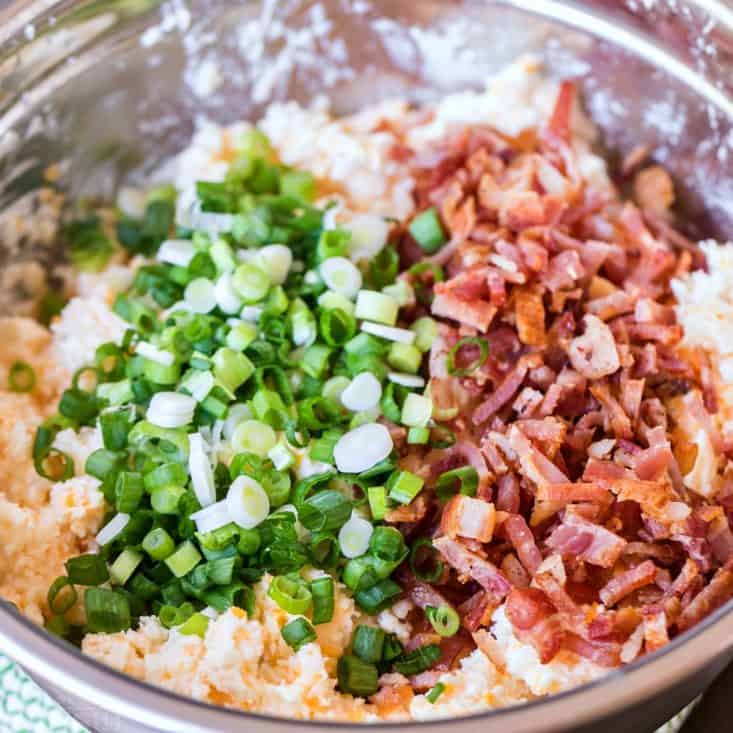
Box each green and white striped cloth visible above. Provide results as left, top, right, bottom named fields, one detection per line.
left=0, top=651, right=696, bottom=733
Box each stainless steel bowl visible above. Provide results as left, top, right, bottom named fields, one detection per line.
left=1, top=1, right=733, bottom=731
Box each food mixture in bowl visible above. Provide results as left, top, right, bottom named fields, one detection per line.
left=3, top=56, right=733, bottom=721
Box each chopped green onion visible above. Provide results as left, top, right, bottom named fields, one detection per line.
left=268, top=574, right=312, bottom=614
left=354, top=579, right=402, bottom=614
left=400, top=393, right=433, bottom=428
left=231, top=420, right=277, bottom=457
left=142, top=528, right=176, bottom=561
left=426, top=604, right=460, bottom=637
left=309, top=429, right=342, bottom=465
left=280, top=169, right=315, bottom=202
left=115, top=471, right=144, bottom=513
left=352, top=625, right=385, bottom=664
left=226, top=321, right=258, bottom=351
left=311, top=576, right=335, bottom=624
left=369, top=526, right=406, bottom=561
left=320, top=257, right=363, bottom=299
left=387, top=342, right=422, bottom=374
left=320, top=308, right=357, bottom=347
left=65, top=554, right=109, bottom=586
left=151, top=485, right=186, bottom=514
left=109, top=548, right=143, bottom=586
left=316, top=229, right=350, bottom=263
left=369, top=246, right=399, bottom=288
left=164, top=541, right=202, bottom=578
left=322, top=375, right=351, bottom=403
left=407, top=426, right=430, bottom=444
left=386, top=470, right=424, bottom=505
left=394, top=644, right=442, bottom=676
left=446, top=337, right=489, bottom=377
left=409, top=538, right=443, bottom=583
left=367, top=486, right=388, bottom=521
left=337, top=655, right=379, bottom=697
left=426, top=682, right=445, bottom=703
left=85, top=587, right=131, bottom=633
left=318, top=290, right=356, bottom=315
left=178, top=612, right=210, bottom=638
left=436, top=466, right=479, bottom=499
left=409, top=207, right=447, bottom=254
left=255, top=245, right=292, bottom=286
left=227, top=475, right=271, bottom=529
left=299, top=490, right=352, bottom=533
left=338, top=513, right=373, bottom=559
left=302, top=344, right=333, bottom=379
left=232, top=262, right=271, bottom=303
left=212, top=347, right=254, bottom=392
left=268, top=441, right=295, bottom=471
left=8, top=361, right=36, bottom=392
left=282, top=617, right=317, bottom=651
left=355, top=290, right=399, bottom=326
left=340, top=371, right=382, bottom=412
left=47, top=576, right=77, bottom=615
left=410, top=317, right=438, bottom=353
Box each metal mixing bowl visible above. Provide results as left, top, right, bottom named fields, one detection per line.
left=1, top=1, right=732, bottom=731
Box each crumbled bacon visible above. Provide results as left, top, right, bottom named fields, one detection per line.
left=393, top=81, right=732, bottom=683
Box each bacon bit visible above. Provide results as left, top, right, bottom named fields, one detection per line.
left=513, top=387, right=544, bottom=418
left=544, top=81, right=575, bottom=146
left=539, top=368, right=586, bottom=417
left=495, top=472, right=521, bottom=513
left=501, top=514, right=542, bottom=575
left=458, top=590, right=496, bottom=631
left=542, top=250, right=585, bottom=290
left=370, top=676, right=414, bottom=713
left=432, top=288, right=496, bottom=332
left=586, top=291, right=636, bottom=321
left=599, top=560, right=658, bottom=606
left=707, top=514, right=733, bottom=565
left=546, top=512, right=627, bottom=568
left=676, top=563, right=733, bottom=632
left=633, top=165, right=675, bottom=216
left=473, top=359, right=532, bottom=425
left=440, top=495, right=496, bottom=543
left=406, top=578, right=449, bottom=611
left=621, top=145, right=650, bottom=177
left=620, top=622, right=645, bottom=663
left=428, top=439, right=492, bottom=497
left=506, top=587, right=565, bottom=663
left=537, top=482, right=613, bottom=507
left=564, top=633, right=621, bottom=667
left=568, top=314, right=621, bottom=380
left=515, top=284, right=546, bottom=346
left=501, top=553, right=531, bottom=588
left=590, top=382, right=633, bottom=440
left=433, top=536, right=512, bottom=599
left=643, top=611, right=669, bottom=652
left=386, top=494, right=428, bottom=524
left=508, top=424, right=569, bottom=489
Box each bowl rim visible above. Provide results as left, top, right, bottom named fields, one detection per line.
left=2, top=592, right=733, bottom=732
left=2, top=0, right=733, bottom=729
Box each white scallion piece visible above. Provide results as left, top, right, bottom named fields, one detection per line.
left=268, top=442, right=295, bottom=471
left=222, top=403, right=252, bottom=439
left=117, top=186, right=147, bottom=219
left=340, top=371, right=382, bottom=412
left=214, top=273, right=243, bottom=314
left=355, top=290, right=399, bottom=326
left=304, top=269, right=322, bottom=286
left=257, top=244, right=293, bottom=285
left=147, top=392, right=197, bottom=428
left=177, top=198, right=235, bottom=237
left=333, top=423, right=393, bottom=474
left=319, top=256, right=363, bottom=299
left=347, top=214, right=390, bottom=262
left=96, top=513, right=130, bottom=546
left=241, top=305, right=264, bottom=323
left=201, top=606, right=220, bottom=620
left=338, top=513, right=374, bottom=559
left=360, top=321, right=416, bottom=345
left=388, top=372, right=426, bottom=389
left=157, top=239, right=196, bottom=268
left=226, top=475, right=270, bottom=529
left=190, top=500, right=231, bottom=533
left=185, top=370, right=215, bottom=403
left=185, top=277, right=217, bottom=314
left=189, top=432, right=217, bottom=507
left=401, top=393, right=433, bottom=428
left=135, top=341, right=175, bottom=366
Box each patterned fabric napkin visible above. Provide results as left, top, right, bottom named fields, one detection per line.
left=0, top=651, right=696, bottom=733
